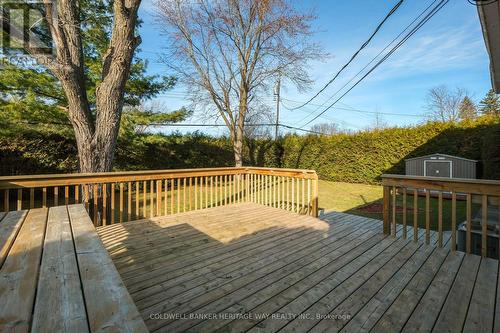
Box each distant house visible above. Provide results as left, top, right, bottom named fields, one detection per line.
left=478, top=1, right=500, bottom=93
left=405, top=153, right=477, bottom=179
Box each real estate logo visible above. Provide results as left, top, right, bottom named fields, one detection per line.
left=0, top=0, right=56, bottom=63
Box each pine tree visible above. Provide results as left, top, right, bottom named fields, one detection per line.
left=458, top=96, right=477, bottom=120
left=479, top=89, right=500, bottom=115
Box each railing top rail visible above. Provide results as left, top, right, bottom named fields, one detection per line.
left=381, top=174, right=500, bottom=196
left=381, top=174, right=500, bottom=186
left=0, top=167, right=318, bottom=189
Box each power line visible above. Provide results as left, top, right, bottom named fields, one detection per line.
left=149, top=122, right=329, bottom=135
left=281, top=98, right=424, bottom=117
left=289, top=0, right=405, bottom=110
left=293, top=0, right=442, bottom=126
left=299, top=0, right=449, bottom=129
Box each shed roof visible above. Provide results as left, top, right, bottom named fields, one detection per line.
left=405, top=153, right=478, bottom=163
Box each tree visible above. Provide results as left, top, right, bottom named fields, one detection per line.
left=458, top=96, right=477, bottom=120
left=0, top=0, right=155, bottom=173
left=310, top=123, right=340, bottom=135
left=155, top=0, right=324, bottom=166
left=425, top=85, right=467, bottom=123
left=121, top=102, right=190, bottom=137
left=479, top=89, right=500, bottom=116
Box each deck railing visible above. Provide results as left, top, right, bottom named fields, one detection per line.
left=382, top=174, right=500, bottom=259
left=0, top=167, right=318, bottom=225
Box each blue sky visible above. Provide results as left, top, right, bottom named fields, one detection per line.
left=137, top=0, right=492, bottom=135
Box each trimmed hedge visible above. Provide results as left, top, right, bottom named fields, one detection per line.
left=1, top=117, right=499, bottom=183
left=279, top=118, right=500, bottom=183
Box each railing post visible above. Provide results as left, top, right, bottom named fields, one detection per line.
left=383, top=185, right=390, bottom=235
left=311, top=175, right=319, bottom=217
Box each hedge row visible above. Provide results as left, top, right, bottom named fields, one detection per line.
left=279, top=118, right=500, bottom=183
left=1, top=117, right=498, bottom=183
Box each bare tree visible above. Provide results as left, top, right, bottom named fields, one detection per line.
left=310, top=122, right=340, bottom=135
left=2, top=0, right=142, bottom=172
left=425, top=85, right=467, bottom=123
left=155, top=0, right=324, bottom=166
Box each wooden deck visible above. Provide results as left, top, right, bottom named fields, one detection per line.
left=0, top=205, right=147, bottom=332
left=97, top=202, right=500, bottom=333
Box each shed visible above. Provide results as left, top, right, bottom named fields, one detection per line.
left=405, top=153, right=477, bottom=179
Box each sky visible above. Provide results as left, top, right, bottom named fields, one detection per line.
left=136, top=0, right=492, bottom=135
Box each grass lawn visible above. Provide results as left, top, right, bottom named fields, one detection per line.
left=318, top=179, right=471, bottom=231
left=318, top=180, right=383, bottom=213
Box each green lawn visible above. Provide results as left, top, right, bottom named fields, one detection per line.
left=318, top=180, right=471, bottom=231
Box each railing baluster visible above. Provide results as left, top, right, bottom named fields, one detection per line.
left=224, top=175, right=228, bottom=206
left=287, top=177, right=291, bottom=211
left=84, top=185, right=89, bottom=211
left=128, top=182, right=132, bottom=221
left=210, top=176, right=213, bottom=208
left=54, top=186, right=59, bottom=206
left=42, top=187, right=47, bottom=208
left=142, top=181, right=147, bottom=217
left=215, top=176, right=219, bottom=207
left=392, top=186, right=396, bottom=237
left=413, top=189, right=418, bottom=242
left=103, top=184, right=107, bottom=226
left=171, top=179, right=175, bottom=214
left=111, top=183, right=115, bottom=224
left=273, top=176, right=278, bottom=208
left=30, top=188, right=34, bottom=209
left=74, top=185, right=79, bottom=203
left=236, top=174, right=239, bottom=203
left=302, top=178, right=305, bottom=215
left=17, top=189, right=22, bottom=210
left=163, top=179, right=168, bottom=215
left=482, top=195, right=488, bottom=257
left=156, top=180, right=161, bottom=216
left=264, top=175, right=268, bottom=206
left=183, top=178, right=186, bottom=212
left=136, top=182, right=140, bottom=219
left=119, top=183, right=124, bottom=223
left=64, top=186, right=69, bottom=206
left=177, top=178, right=181, bottom=213
left=466, top=193, right=472, bottom=254
left=402, top=188, right=407, bottom=239
left=189, top=177, right=192, bottom=210
left=93, top=185, right=98, bottom=225
left=307, top=179, right=311, bottom=215
left=150, top=180, right=154, bottom=217
left=425, top=190, right=430, bottom=245
left=438, top=191, right=443, bottom=247
left=451, top=192, right=456, bottom=252
left=194, top=177, right=198, bottom=210
left=4, top=189, right=9, bottom=211
left=291, top=177, right=295, bottom=212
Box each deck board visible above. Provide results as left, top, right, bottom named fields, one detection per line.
left=96, top=203, right=499, bottom=333
left=0, top=209, right=47, bottom=332
left=32, top=206, right=88, bottom=332
left=0, top=205, right=147, bottom=332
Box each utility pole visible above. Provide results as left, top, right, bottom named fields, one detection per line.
left=274, top=76, right=281, bottom=140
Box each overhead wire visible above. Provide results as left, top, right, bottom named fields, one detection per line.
left=292, top=0, right=443, bottom=126
left=299, top=0, right=449, bottom=129
left=288, top=0, right=405, bottom=110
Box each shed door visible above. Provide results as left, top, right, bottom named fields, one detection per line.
left=425, top=161, right=451, bottom=178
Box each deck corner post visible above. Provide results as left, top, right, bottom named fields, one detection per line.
left=311, top=175, right=319, bottom=218
left=383, top=185, right=390, bottom=235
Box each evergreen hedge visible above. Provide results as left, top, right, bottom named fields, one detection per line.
left=1, top=117, right=498, bottom=183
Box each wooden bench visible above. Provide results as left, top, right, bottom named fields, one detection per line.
left=0, top=204, right=148, bottom=332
